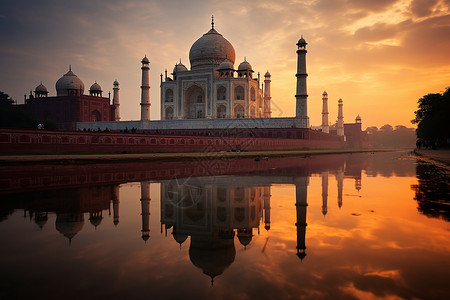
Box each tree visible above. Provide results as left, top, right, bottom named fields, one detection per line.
left=412, top=87, right=450, bottom=145
left=366, top=126, right=378, bottom=134
left=380, top=124, right=393, bottom=132
left=0, top=91, right=14, bottom=106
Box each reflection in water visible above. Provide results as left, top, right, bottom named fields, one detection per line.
left=412, top=161, right=450, bottom=221
left=1, top=152, right=449, bottom=299
left=160, top=178, right=272, bottom=285
left=0, top=186, right=120, bottom=245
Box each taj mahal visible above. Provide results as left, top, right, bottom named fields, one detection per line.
left=16, top=18, right=372, bottom=149
left=76, top=17, right=310, bottom=131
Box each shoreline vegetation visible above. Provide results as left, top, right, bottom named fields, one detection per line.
left=0, top=148, right=400, bottom=166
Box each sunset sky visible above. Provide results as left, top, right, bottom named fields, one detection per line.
left=0, top=0, right=449, bottom=129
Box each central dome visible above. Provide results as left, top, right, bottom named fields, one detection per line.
left=56, top=67, right=85, bottom=96
left=189, top=28, right=235, bottom=70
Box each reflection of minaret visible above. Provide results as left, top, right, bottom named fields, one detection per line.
left=355, top=177, right=361, bottom=193
left=295, top=177, right=308, bottom=260
left=336, top=169, right=344, bottom=209
left=112, top=186, right=120, bottom=226
left=263, top=186, right=271, bottom=230
left=321, top=172, right=328, bottom=216
left=141, top=181, right=151, bottom=242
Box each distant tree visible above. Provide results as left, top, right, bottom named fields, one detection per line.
left=0, top=90, right=36, bottom=128
left=366, top=126, right=378, bottom=134
left=369, top=124, right=415, bottom=148
left=0, top=91, right=14, bottom=106
left=412, top=87, right=450, bottom=146
left=380, top=124, right=393, bottom=132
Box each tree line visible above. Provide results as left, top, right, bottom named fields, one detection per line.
left=366, top=125, right=416, bottom=148
left=412, top=87, right=450, bottom=149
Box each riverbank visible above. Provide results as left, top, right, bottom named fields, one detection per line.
left=0, top=148, right=394, bottom=165
left=413, top=149, right=450, bottom=170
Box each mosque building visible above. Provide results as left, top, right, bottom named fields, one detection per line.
left=20, top=66, right=119, bottom=130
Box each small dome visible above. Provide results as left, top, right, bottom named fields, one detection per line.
left=356, top=115, right=362, bottom=123
left=113, top=79, right=119, bottom=85
left=323, top=90, right=328, bottom=96
left=55, top=66, right=85, bottom=96
left=89, top=81, right=102, bottom=92
left=237, top=234, right=252, bottom=247
left=217, top=59, right=234, bottom=70
left=297, top=35, right=307, bottom=47
left=141, top=55, right=150, bottom=64
left=173, top=232, right=188, bottom=245
left=35, top=82, right=48, bottom=92
left=264, top=71, right=271, bottom=77
left=173, top=62, right=188, bottom=74
left=189, top=27, right=236, bottom=70
left=89, top=216, right=103, bottom=228
left=238, top=59, right=253, bottom=71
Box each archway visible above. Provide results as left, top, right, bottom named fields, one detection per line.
left=165, top=89, right=173, bottom=102
left=184, top=85, right=205, bottom=119
left=234, top=104, right=244, bottom=118
left=234, top=86, right=244, bottom=100
left=217, top=86, right=226, bottom=100
left=165, top=106, right=174, bottom=120
left=91, top=110, right=101, bottom=122
left=217, top=104, right=226, bottom=118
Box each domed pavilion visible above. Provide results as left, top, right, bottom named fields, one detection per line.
left=160, top=17, right=271, bottom=120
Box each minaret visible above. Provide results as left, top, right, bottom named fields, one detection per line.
left=140, top=181, right=151, bottom=242
left=336, top=169, right=344, bottom=209
left=263, top=71, right=272, bottom=118
left=263, top=186, right=271, bottom=230
left=113, top=80, right=120, bottom=121
left=321, top=172, right=328, bottom=216
left=140, top=55, right=151, bottom=121
left=337, top=98, right=344, bottom=136
left=321, top=91, right=329, bottom=133
left=295, top=177, right=308, bottom=260
left=295, top=35, right=309, bottom=128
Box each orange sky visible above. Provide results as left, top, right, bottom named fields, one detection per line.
left=0, top=0, right=449, bottom=129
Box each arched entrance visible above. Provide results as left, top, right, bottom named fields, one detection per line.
left=91, top=110, right=101, bottom=121
left=184, top=85, right=205, bottom=119
left=165, top=106, right=174, bottom=120
left=234, top=104, right=244, bottom=118
left=217, top=104, right=226, bottom=118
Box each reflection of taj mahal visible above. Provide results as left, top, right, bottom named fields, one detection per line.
left=159, top=177, right=272, bottom=284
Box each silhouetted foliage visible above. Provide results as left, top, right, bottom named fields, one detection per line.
left=412, top=87, right=450, bottom=146
left=0, top=90, right=58, bottom=129
left=365, top=125, right=416, bottom=148
left=411, top=162, right=450, bottom=222
left=0, top=91, right=14, bottom=106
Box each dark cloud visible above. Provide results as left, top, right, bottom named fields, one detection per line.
left=409, top=0, right=440, bottom=17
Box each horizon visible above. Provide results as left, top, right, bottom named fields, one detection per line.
left=1, top=0, right=449, bottom=129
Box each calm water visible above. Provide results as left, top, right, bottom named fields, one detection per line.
left=0, top=151, right=449, bottom=300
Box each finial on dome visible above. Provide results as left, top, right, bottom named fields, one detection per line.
left=244, top=56, right=247, bottom=62
left=69, top=64, right=72, bottom=72
left=211, top=15, right=214, bottom=29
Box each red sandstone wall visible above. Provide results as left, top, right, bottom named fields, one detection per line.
left=0, top=129, right=347, bottom=154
